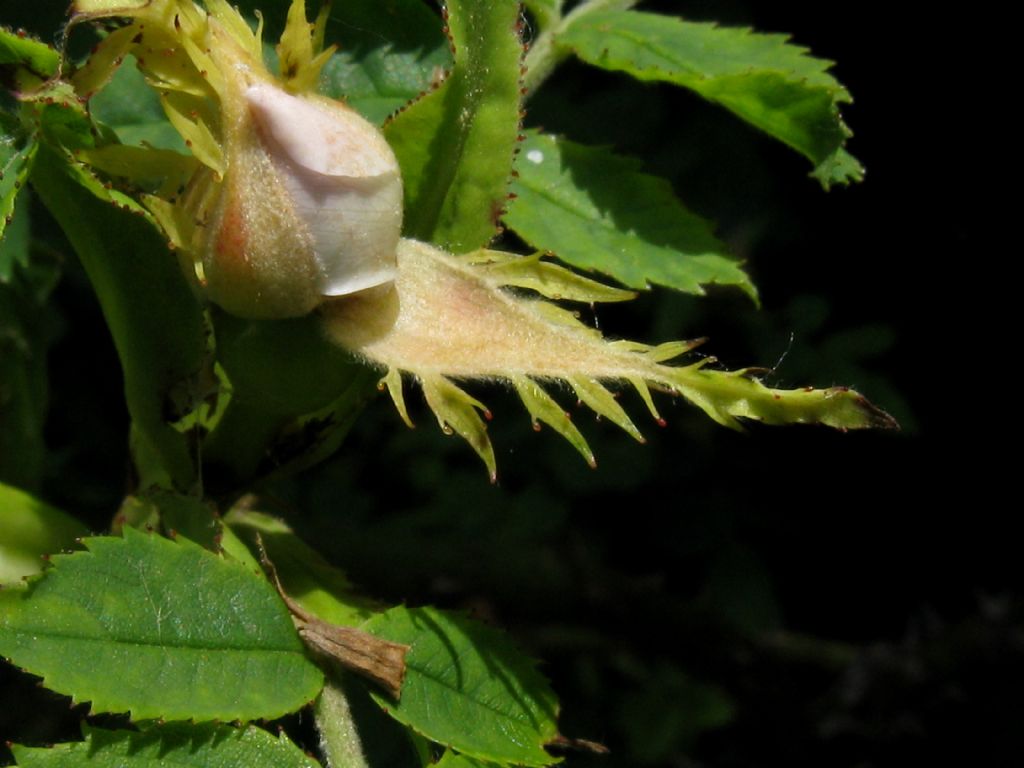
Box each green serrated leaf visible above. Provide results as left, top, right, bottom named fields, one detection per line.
left=0, top=527, right=323, bottom=721
left=225, top=507, right=378, bottom=627
left=0, top=483, right=87, bottom=585
left=29, top=145, right=206, bottom=490
left=385, top=0, right=523, bottom=251
left=319, top=0, right=451, bottom=124
left=11, top=722, right=320, bottom=768
left=362, top=606, right=559, bottom=767
left=505, top=132, right=755, bottom=299
left=557, top=10, right=862, bottom=187
left=811, top=146, right=863, bottom=187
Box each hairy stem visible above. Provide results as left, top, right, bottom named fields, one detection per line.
left=523, top=0, right=640, bottom=97
left=315, top=678, right=370, bottom=768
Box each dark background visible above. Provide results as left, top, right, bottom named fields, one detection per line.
left=2, top=1, right=1010, bottom=766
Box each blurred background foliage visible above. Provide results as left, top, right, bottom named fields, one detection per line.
left=1, top=1, right=1012, bottom=766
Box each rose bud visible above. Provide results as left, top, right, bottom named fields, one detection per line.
left=204, top=81, right=402, bottom=318
left=72, top=0, right=402, bottom=319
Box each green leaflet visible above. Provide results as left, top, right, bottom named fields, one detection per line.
left=504, top=132, right=755, bottom=299
left=29, top=145, right=206, bottom=490
left=11, top=723, right=320, bottom=768
left=0, top=483, right=87, bottom=585
left=557, top=10, right=862, bottom=187
left=385, top=0, right=523, bottom=251
left=0, top=528, right=323, bottom=721
left=319, top=0, right=451, bottom=125
left=362, top=606, right=559, bottom=767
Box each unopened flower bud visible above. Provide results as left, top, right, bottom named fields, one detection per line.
left=73, top=0, right=403, bottom=319
left=201, top=80, right=402, bottom=319
left=245, top=84, right=402, bottom=299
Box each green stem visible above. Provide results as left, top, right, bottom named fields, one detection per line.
left=523, top=0, right=640, bottom=97
left=315, top=678, right=370, bottom=768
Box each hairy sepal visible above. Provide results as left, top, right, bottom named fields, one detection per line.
left=323, top=239, right=896, bottom=475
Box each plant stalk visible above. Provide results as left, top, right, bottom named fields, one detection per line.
left=523, top=0, right=640, bottom=97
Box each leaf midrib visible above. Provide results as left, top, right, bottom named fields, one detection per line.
left=1, top=626, right=302, bottom=655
